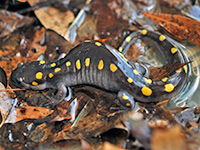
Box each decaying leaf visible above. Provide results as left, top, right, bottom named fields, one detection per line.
left=0, top=83, right=15, bottom=128
left=154, top=106, right=178, bottom=125
left=143, top=12, right=200, bottom=47
left=91, top=0, right=129, bottom=39
left=81, top=139, right=93, bottom=150
left=27, top=0, right=74, bottom=37
left=151, top=125, right=187, bottom=150
left=0, top=9, right=34, bottom=38
left=53, top=112, right=123, bottom=142
left=0, top=27, right=46, bottom=78
left=102, top=142, right=124, bottom=150
left=5, top=103, right=53, bottom=124
left=17, top=0, right=27, bottom=2
left=42, top=29, right=72, bottom=60
left=51, top=92, right=92, bottom=122
left=29, top=122, right=54, bottom=143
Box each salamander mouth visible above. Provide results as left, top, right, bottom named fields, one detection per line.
left=9, top=75, right=29, bottom=89
left=10, top=68, right=47, bottom=90
left=10, top=69, right=32, bottom=89
left=10, top=77, right=47, bottom=90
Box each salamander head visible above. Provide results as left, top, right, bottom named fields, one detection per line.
left=10, top=61, right=47, bottom=90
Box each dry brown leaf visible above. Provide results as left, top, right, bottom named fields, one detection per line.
left=143, top=12, right=200, bottom=47
left=29, top=123, right=54, bottom=143
left=27, top=0, right=74, bottom=36
left=5, top=103, right=54, bottom=123
left=91, top=0, right=129, bottom=39
left=0, top=27, right=46, bottom=78
left=151, top=125, right=187, bottom=150
left=17, top=0, right=27, bottom=2
left=102, top=142, right=125, bottom=150
left=52, top=113, right=122, bottom=142
left=0, top=9, right=34, bottom=38
left=0, top=83, right=15, bottom=128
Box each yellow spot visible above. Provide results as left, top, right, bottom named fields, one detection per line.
left=141, top=86, right=152, bottom=96
left=133, top=69, right=139, bottom=75
left=141, top=29, right=147, bottom=35
left=85, top=58, right=90, bottom=67
left=165, top=83, right=174, bottom=92
left=171, top=47, right=177, bottom=54
left=176, top=68, right=182, bottom=73
left=35, top=72, right=43, bottom=79
left=184, top=65, right=187, bottom=73
left=51, top=63, right=56, bottom=67
left=49, top=73, right=54, bottom=78
left=55, top=68, right=61, bottom=73
left=162, top=77, right=168, bottom=82
left=127, top=77, right=133, bottom=83
left=159, top=35, right=166, bottom=41
left=118, top=47, right=123, bottom=52
left=119, top=53, right=128, bottom=61
left=95, top=42, right=102, bottom=46
left=98, top=60, right=104, bottom=70
left=22, top=77, right=25, bottom=80
left=122, top=95, right=128, bottom=100
left=32, top=81, right=38, bottom=86
left=110, top=63, right=118, bottom=72
left=126, top=103, right=130, bottom=107
left=40, top=60, right=45, bottom=64
left=125, top=36, right=131, bottom=43
left=76, top=59, right=81, bottom=70
left=66, top=61, right=71, bottom=66
left=85, top=40, right=91, bottom=42
left=145, top=78, right=152, bottom=84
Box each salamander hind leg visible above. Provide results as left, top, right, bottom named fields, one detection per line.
left=46, top=84, right=68, bottom=105
left=116, top=90, right=136, bottom=110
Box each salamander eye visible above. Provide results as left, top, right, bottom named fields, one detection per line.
left=16, top=77, right=23, bottom=84
left=17, top=62, right=24, bottom=67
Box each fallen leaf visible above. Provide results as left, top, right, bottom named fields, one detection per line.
left=53, top=112, right=122, bottom=142
left=42, top=29, right=72, bottom=60
left=0, top=83, right=15, bottom=128
left=143, top=12, right=200, bottom=47
left=81, top=139, right=93, bottom=150
left=154, top=106, right=178, bottom=125
left=91, top=0, right=129, bottom=39
left=102, top=141, right=124, bottom=150
left=151, top=125, right=187, bottom=150
left=5, top=103, right=54, bottom=123
left=51, top=92, right=92, bottom=122
left=0, top=9, right=34, bottom=38
left=17, top=0, right=27, bottom=2
left=0, top=120, right=37, bottom=149
left=29, top=122, right=54, bottom=143
left=0, top=27, right=46, bottom=78
left=27, top=0, right=74, bottom=37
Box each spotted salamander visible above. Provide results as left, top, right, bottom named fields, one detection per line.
left=10, top=30, right=187, bottom=110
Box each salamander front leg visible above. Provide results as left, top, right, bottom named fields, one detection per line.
left=115, top=90, right=136, bottom=111
left=46, top=84, right=68, bottom=105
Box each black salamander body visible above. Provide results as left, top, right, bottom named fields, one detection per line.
left=10, top=30, right=188, bottom=110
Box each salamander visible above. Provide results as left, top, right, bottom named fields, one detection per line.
left=10, top=30, right=187, bottom=110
